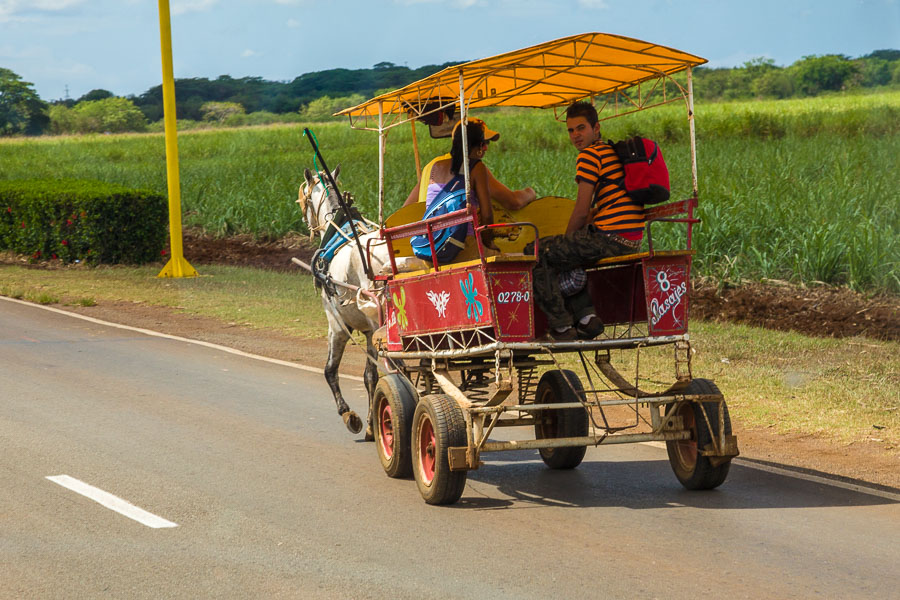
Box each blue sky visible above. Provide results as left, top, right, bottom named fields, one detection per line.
left=1, top=0, right=898, bottom=101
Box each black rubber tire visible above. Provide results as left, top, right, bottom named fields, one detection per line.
left=666, top=378, right=732, bottom=490
left=373, top=374, right=418, bottom=478
left=411, top=394, right=467, bottom=505
left=534, top=369, right=589, bottom=469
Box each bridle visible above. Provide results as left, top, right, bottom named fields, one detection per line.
left=297, top=178, right=336, bottom=241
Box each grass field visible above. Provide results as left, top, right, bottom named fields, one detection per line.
left=1, top=91, right=898, bottom=293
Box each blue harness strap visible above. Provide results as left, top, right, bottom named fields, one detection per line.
left=319, top=219, right=365, bottom=263
left=312, top=218, right=370, bottom=296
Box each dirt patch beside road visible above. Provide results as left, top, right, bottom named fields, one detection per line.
left=692, top=280, right=900, bottom=342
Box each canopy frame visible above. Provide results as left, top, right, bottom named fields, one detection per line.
left=336, top=32, right=706, bottom=225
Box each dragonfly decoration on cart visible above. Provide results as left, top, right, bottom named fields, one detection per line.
left=460, top=272, right=483, bottom=322
left=426, top=290, right=451, bottom=318
left=392, top=287, right=409, bottom=329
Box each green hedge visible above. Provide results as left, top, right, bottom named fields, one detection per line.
left=0, top=180, right=167, bottom=264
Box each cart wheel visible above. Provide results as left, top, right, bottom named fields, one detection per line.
left=666, top=378, right=732, bottom=490
left=373, top=374, right=418, bottom=478
left=411, top=394, right=467, bottom=505
left=534, top=369, right=589, bottom=469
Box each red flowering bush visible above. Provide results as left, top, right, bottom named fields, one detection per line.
left=0, top=180, right=167, bottom=264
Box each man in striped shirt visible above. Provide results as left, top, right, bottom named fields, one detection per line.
left=527, top=101, right=644, bottom=340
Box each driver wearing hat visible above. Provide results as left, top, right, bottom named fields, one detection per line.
left=403, top=117, right=536, bottom=210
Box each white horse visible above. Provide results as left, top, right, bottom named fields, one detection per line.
left=297, top=166, right=390, bottom=436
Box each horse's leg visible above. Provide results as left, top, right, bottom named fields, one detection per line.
left=362, top=331, right=379, bottom=441
left=324, top=316, right=364, bottom=434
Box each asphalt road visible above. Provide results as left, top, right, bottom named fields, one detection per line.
left=1, top=297, right=898, bottom=599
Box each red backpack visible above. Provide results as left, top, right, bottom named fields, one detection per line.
left=609, top=137, right=670, bottom=205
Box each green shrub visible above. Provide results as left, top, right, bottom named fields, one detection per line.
left=201, top=101, right=245, bottom=123
left=48, top=104, right=77, bottom=135
left=64, top=97, right=148, bottom=134
left=0, top=180, right=167, bottom=264
left=298, top=94, right=365, bottom=122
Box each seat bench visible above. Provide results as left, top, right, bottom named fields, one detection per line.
left=392, top=252, right=536, bottom=280
left=589, top=197, right=700, bottom=269
left=591, top=248, right=694, bottom=269
left=380, top=196, right=699, bottom=276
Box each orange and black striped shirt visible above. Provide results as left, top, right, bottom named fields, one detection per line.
left=575, top=141, right=645, bottom=237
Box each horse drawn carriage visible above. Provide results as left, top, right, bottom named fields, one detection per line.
left=297, top=33, right=739, bottom=504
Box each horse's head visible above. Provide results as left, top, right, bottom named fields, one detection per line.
left=297, top=165, right=341, bottom=241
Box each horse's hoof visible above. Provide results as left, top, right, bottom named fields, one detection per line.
left=342, top=411, right=363, bottom=434
left=364, top=425, right=374, bottom=442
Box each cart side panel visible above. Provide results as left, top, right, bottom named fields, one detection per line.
left=385, top=298, right=402, bottom=351
left=642, top=255, right=691, bottom=336
left=386, top=266, right=493, bottom=337
left=586, top=263, right=648, bottom=327
left=486, top=264, right=534, bottom=342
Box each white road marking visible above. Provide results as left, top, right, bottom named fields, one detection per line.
left=638, top=441, right=900, bottom=501
left=46, top=475, right=178, bottom=529
left=730, top=459, right=900, bottom=502
left=0, top=295, right=363, bottom=382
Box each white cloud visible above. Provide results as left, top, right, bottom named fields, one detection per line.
left=241, top=48, right=261, bottom=58
left=171, top=0, right=218, bottom=16
left=0, top=43, right=38, bottom=59
left=27, top=0, right=82, bottom=7
left=706, top=50, right=780, bottom=69
left=393, top=0, right=483, bottom=6
left=0, top=41, right=94, bottom=98
left=286, top=18, right=300, bottom=28
left=0, top=0, right=85, bottom=23
left=577, top=0, right=609, bottom=8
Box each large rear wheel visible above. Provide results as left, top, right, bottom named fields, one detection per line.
left=411, top=394, right=467, bottom=505
left=534, top=369, right=589, bottom=469
left=666, top=378, right=732, bottom=490
left=373, top=374, right=418, bottom=478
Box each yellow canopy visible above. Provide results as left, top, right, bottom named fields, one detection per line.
left=338, top=32, right=706, bottom=119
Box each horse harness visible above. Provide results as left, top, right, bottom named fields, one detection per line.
left=298, top=182, right=375, bottom=298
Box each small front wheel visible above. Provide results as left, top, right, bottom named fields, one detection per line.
left=666, top=378, right=732, bottom=490
left=534, top=369, right=589, bottom=469
left=373, top=374, right=418, bottom=478
left=411, top=394, right=467, bottom=505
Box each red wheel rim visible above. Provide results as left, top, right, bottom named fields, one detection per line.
left=417, top=416, right=436, bottom=484
left=674, top=405, right=698, bottom=469
left=379, top=402, right=394, bottom=459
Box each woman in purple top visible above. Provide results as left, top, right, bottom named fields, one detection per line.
left=404, top=117, right=536, bottom=212
left=406, top=121, right=496, bottom=253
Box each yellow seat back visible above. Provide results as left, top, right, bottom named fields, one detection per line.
left=383, top=195, right=575, bottom=257
left=384, top=202, right=426, bottom=257
left=489, top=195, right=574, bottom=253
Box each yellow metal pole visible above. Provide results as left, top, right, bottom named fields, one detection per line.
left=157, top=0, right=197, bottom=278
left=410, top=119, right=422, bottom=181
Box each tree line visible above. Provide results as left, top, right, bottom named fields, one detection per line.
left=2, top=51, right=899, bottom=137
